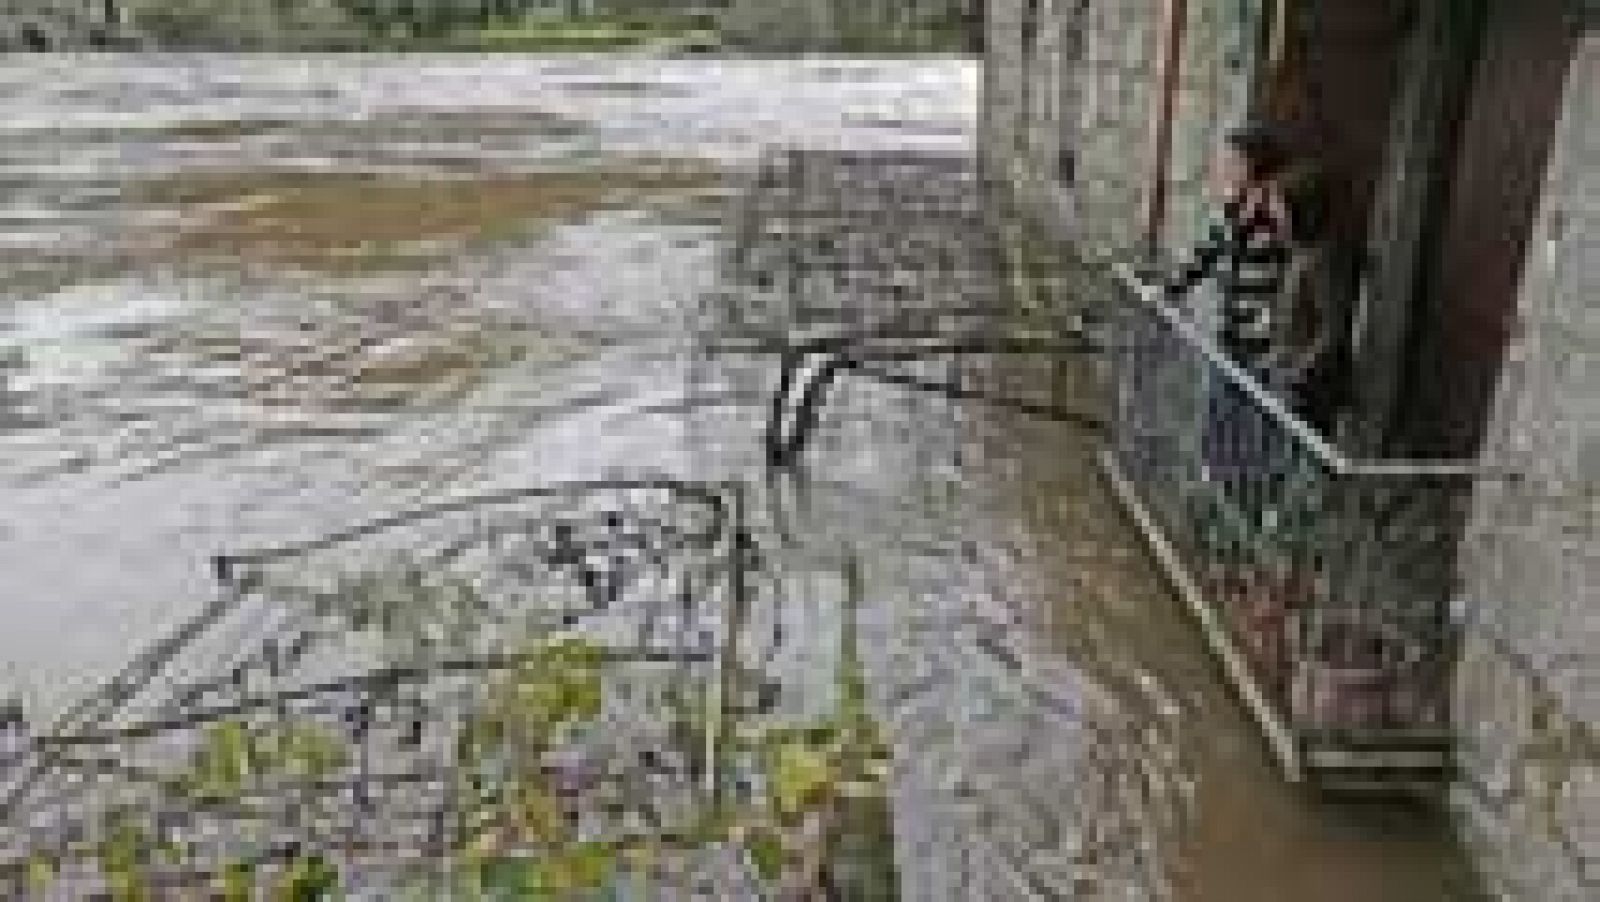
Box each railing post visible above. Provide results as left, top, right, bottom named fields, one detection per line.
left=766, top=349, right=803, bottom=465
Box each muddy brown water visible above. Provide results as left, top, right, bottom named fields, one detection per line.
left=0, top=55, right=1482, bottom=898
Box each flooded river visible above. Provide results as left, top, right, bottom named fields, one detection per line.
left=0, top=55, right=1481, bottom=899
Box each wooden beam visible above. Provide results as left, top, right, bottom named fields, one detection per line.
left=1144, top=0, right=1190, bottom=251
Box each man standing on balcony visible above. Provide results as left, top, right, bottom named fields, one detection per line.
left=1163, top=120, right=1336, bottom=480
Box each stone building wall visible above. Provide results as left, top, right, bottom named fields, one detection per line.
left=1451, top=20, right=1600, bottom=900
left=972, top=0, right=1024, bottom=181
left=1062, top=0, right=1162, bottom=257
left=980, top=0, right=1253, bottom=261
left=1158, top=0, right=1263, bottom=255
left=1015, top=0, right=1074, bottom=235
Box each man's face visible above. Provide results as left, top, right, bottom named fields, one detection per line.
left=1209, top=145, right=1250, bottom=201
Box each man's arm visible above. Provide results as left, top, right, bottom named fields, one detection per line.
left=1266, top=246, right=1334, bottom=387
left=1165, top=212, right=1228, bottom=302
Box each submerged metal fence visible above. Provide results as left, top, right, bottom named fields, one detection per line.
left=1101, top=268, right=1494, bottom=789
left=1, top=478, right=901, bottom=897
left=0, top=479, right=829, bottom=897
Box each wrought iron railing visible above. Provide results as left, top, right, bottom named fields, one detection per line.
left=1101, top=266, right=1501, bottom=788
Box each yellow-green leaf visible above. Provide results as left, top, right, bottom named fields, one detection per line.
left=544, top=842, right=613, bottom=894
left=218, top=860, right=254, bottom=902
left=273, top=854, right=338, bottom=902
left=747, top=829, right=785, bottom=881
left=192, top=719, right=253, bottom=797
left=280, top=724, right=349, bottom=779
left=106, top=868, right=150, bottom=902
left=25, top=854, right=55, bottom=892
left=770, top=741, right=836, bottom=818
left=514, top=781, right=566, bottom=845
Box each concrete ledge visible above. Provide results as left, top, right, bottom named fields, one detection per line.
left=1094, top=447, right=1305, bottom=781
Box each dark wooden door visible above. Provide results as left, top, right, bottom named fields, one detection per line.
left=1395, top=0, right=1580, bottom=458
left=1261, top=0, right=1413, bottom=446
left=1293, top=0, right=1414, bottom=247
left=1346, top=0, right=1483, bottom=455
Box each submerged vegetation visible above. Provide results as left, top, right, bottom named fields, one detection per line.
left=10, top=558, right=898, bottom=897
left=445, top=619, right=896, bottom=897
left=175, top=719, right=350, bottom=802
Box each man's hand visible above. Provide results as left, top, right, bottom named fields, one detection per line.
left=1131, top=262, right=1168, bottom=286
